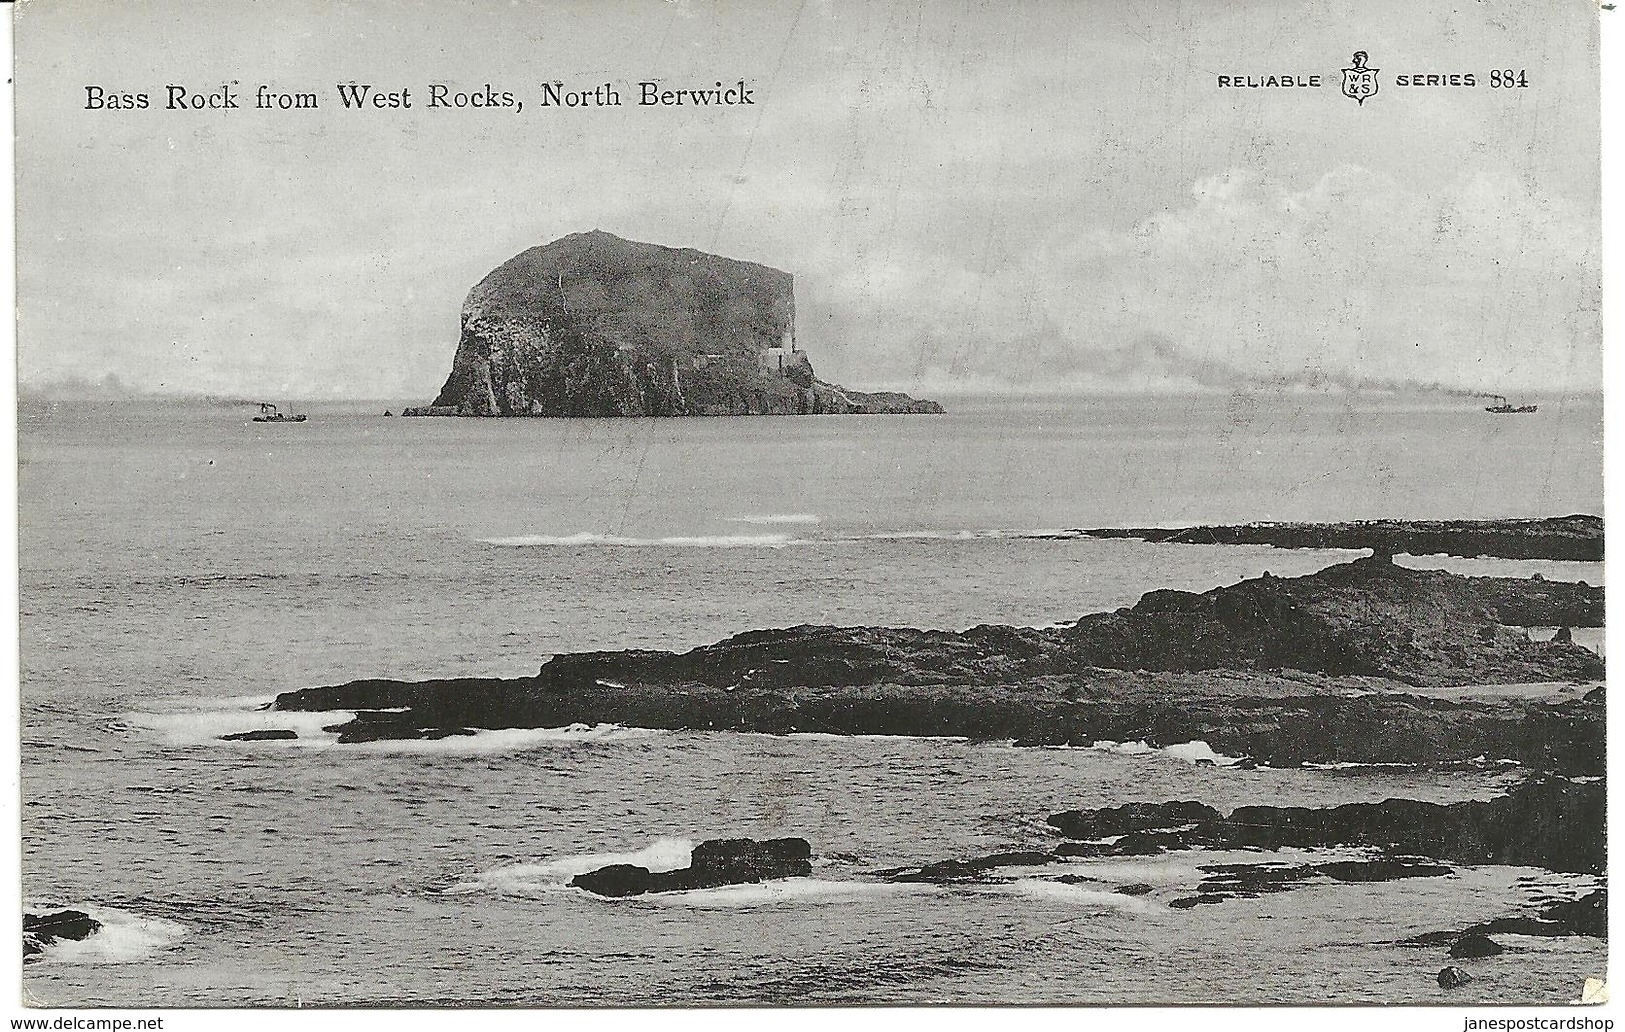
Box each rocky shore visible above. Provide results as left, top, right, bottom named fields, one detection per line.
left=1043, top=776, right=1603, bottom=874
left=1069, top=514, right=1603, bottom=562
left=253, top=547, right=1610, bottom=987
left=880, top=776, right=1605, bottom=968
left=268, top=554, right=1603, bottom=770
left=881, top=776, right=1603, bottom=887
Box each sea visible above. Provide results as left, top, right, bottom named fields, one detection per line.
left=16, top=391, right=1608, bottom=1007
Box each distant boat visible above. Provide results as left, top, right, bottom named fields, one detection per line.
left=251, top=402, right=307, bottom=423
left=1485, top=395, right=1537, bottom=414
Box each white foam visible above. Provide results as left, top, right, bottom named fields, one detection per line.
left=858, top=529, right=991, bottom=541
left=636, top=879, right=936, bottom=908
left=1090, top=739, right=1155, bottom=756
left=27, top=905, right=187, bottom=965
left=1053, top=857, right=1210, bottom=885
left=481, top=532, right=795, bottom=548
left=141, top=693, right=278, bottom=714
left=723, top=513, right=822, bottom=525
left=123, top=706, right=353, bottom=747
left=345, top=723, right=667, bottom=755
left=1089, top=739, right=1243, bottom=767
left=128, top=703, right=665, bottom=755
left=1159, top=740, right=1243, bottom=766
left=850, top=527, right=1078, bottom=543
left=783, top=731, right=970, bottom=744
left=448, top=837, right=697, bottom=895
left=989, top=879, right=1153, bottom=912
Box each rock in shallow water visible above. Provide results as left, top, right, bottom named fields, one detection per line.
left=1438, top=966, right=1473, bottom=989
left=1405, top=887, right=1608, bottom=945
left=1316, top=858, right=1454, bottom=882
left=1449, top=933, right=1505, bottom=959
left=220, top=729, right=299, bottom=742
left=334, top=724, right=478, bottom=744
left=1046, top=801, right=1222, bottom=841
left=23, top=910, right=101, bottom=959
left=1046, top=779, right=1604, bottom=875
left=570, top=837, right=814, bottom=897
left=889, top=850, right=1055, bottom=884
left=1169, top=894, right=1226, bottom=909
left=569, top=863, right=657, bottom=898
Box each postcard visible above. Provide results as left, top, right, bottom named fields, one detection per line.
left=13, top=0, right=1609, bottom=1012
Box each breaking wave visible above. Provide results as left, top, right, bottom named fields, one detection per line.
left=448, top=840, right=935, bottom=907
left=1084, top=739, right=1245, bottom=767
left=122, top=705, right=354, bottom=748
left=126, top=700, right=664, bottom=754
left=26, top=904, right=187, bottom=965
left=784, top=731, right=970, bottom=744
left=472, top=525, right=1293, bottom=550
left=346, top=724, right=667, bottom=755
left=481, top=532, right=796, bottom=548
left=989, top=880, right=1154, bottom=911
left=635, top=880, right=937, bottom=908
left=446, top=838, right=698, bottom=895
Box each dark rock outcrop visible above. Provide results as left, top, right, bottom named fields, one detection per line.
left=1317, top=858, right=1455, bottom=882
left=1168, top=858, right=1457, bottom=906
left=885, top=785, right=1597, bottom=914
left=220, top=729, right=299, bottom=742
left=271, top=558, right=1603, bottom=770
left=886, top=850, right=1055, bottom=884
left=424, top=231, right=940, bottom=417
left=1170, top=894, right=1226, bottom=909
left=1046, top=778, right=1604, bottom=875
left=23, top=910, right=101, bottom=959
left=1071, top=514, right=1603, bottom=563
left=570, top=836, right=813, bottom=897
left=1404, top=887, right=1607, bottom=945
left=1537, top=888, right=1608, bottom=937
left=1449, top=933, right=1505, bottom=959
left=1438, top=967, right=1472, bottom=989
left=334, top=724, right=477, bottom=744
left=1047, top=801, right=1221, bottom=841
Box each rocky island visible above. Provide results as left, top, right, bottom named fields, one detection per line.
left=410, top=230, right=942, bottom=417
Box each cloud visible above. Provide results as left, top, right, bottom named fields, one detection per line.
left=799, top=164, right=1600, bottom=395
left=12, top=0, right=1600, bottom=399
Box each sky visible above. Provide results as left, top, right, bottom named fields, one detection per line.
left=14, top=0, right=1604, bottom=398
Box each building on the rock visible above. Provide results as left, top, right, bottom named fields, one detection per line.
left=760, top=326, right=810, bottom=378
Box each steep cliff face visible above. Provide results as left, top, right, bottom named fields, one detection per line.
left=427, top=231, right=941, bottom=416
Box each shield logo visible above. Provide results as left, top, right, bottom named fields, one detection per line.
left=1342, top=51, right=1379, bottom=104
